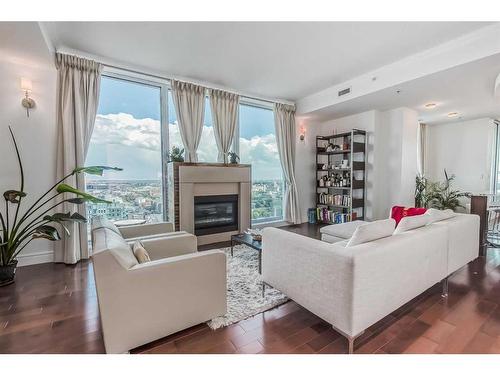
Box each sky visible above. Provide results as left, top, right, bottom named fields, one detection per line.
left=86, top=76, right=282, bottom=181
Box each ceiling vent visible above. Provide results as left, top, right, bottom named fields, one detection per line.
left=338, top=87, right=351, bottom=97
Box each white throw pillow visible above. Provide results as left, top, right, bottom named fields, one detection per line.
left=425, top=208, right=456, bottom=224
left=346, top=219, right=396, bottom=247
left=393, top=214, right=430, bottom=234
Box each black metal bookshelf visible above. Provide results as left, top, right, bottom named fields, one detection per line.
left=315, top=129, right=366, bottom=224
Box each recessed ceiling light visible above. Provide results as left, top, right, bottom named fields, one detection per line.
left=447, top=112, right=459, bottom=118
left=424, top=103, right=437, bottom=109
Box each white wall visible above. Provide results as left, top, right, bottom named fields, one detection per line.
left=294, top=117, right=321, bottom=223
left=0, top=33, right=57, bottom=266
left=425, top=118, right=495, bottom=195
left=295, top=107, right=419, bottom=222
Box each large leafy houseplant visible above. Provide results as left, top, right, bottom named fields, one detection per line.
left=0, top=127, right=121, bottom=286
left=426, top=169, right=469, bottom=211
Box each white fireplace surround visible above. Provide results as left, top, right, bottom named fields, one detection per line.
left=178, top=164, right=251, bottom=245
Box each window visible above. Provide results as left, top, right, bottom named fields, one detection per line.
left=86, top=73, right=284, bottom=227
left=238, top=103, right=284, bottom=224
left=167, top=92, right=218, bottom=162
left=85, top=76, right=164, bottom=224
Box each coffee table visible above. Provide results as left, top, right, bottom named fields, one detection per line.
left=230, top=233, right=263, bottom=274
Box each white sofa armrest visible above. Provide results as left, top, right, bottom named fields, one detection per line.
left=118, top=222, right=174, bottom=240
left=131, top=232, right=198, bottom=260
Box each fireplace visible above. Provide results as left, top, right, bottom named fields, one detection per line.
left=194, top=194, right=239, bottom=235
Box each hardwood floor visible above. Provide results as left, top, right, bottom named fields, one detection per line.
left=1, top=223, right=500, bottom=354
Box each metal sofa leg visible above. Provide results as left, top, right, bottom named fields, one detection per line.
left=347, top=336, right=355, bottom=354
left=332, top=326, right=364, bottom=354
left=441, top=277, right=449, bottom=298
left=262, top=282, right=266, bottom=298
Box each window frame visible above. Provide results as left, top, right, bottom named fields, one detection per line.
left=236, top=100, right=285, bottom=225
left=96, top=68, right=286, bottom=226
left=96, top=70, right=171, bottom=222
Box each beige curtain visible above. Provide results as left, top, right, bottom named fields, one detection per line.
left=274, top=103, right=301, bottom=224
left=171, top=80, right=206, bottom=162
left=209, top=89, right=240, bottom=163
left=54, top=53, right=102, bottom=264
left=417, top=122, right=426, bottom=176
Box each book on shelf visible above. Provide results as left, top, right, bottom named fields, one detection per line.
left=317, top=193, right=351, bottom=206
left=315, top=207, right=356, bottom=224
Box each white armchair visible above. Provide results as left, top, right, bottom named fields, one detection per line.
left=91, top=218, right=227, bottom=354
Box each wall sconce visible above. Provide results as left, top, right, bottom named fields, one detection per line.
left=21, top=78, right=36, bottom=117
left=299, top=125, right=306, bottom=142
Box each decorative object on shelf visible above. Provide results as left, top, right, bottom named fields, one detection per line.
left=20, top=78, right=35, bottom=118
left=167, top=146, right=185, bottom=162
left=228, top=151, right=240, bottom=164
left=341, top=159, right=349, bottom=169
left=325, top=143, right=340, bottom=152
left=0, top=126, right=121, bottom=286
left=321, top=164, right=328, bottom=170
left=425, top=169, right=470, bottom=211
left=245, top=228, right=263, bottom=241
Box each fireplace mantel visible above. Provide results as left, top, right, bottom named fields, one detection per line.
left=167, top=162, right=251, bottom=245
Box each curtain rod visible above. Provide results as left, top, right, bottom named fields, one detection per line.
left=100, top=61, right=291, bottom=107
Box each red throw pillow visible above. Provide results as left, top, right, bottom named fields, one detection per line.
left=391, top=206, right=427, bottom=225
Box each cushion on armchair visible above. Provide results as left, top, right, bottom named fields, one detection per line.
left=133, top=240, right=151, bottom=264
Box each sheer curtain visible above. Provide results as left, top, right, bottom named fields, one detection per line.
left=171, top=80, right=206, bottom=162
left=274, top=103, right=301, bottom=224
left=54, top=53, right=102, bottom=264
left=209, top=89, right=239, bottom=163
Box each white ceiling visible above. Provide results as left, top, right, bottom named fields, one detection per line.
left=40, top=21, right=492, bottom=101
left=0, top=22, right=53, bottom=66
left=305, top=52, right=500, bottom=125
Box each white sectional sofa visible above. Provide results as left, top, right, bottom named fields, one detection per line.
left=261, top=210, right=479, bottom=353
left=91, top=217, right=227, bottom=353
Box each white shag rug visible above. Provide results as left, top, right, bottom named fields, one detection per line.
left=207, top=244, right=289, bottom=329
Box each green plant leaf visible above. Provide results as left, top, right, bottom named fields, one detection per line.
left=56, top=184, right=111, bottom=204
left=43, top=212, right=87, bottom=224
left=73, top=166, right=123, bottom=176
left=67, top=198, right=86, bottom=204
left=69, top=212, right=87, bottom=223
left=3, top=190, right=26, bottom=203
left=32, top=225, right=61, bottom=241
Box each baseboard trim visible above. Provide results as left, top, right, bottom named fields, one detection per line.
left=16, top=250, right=53, bottom=267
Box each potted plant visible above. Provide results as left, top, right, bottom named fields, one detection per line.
left=0, top=126, right=121, bottom=286
left=426, top=169, right=470, bottom=211
left=167, top=146, right=184, bottom=162
left=227, top=151, right=240, bottom=164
